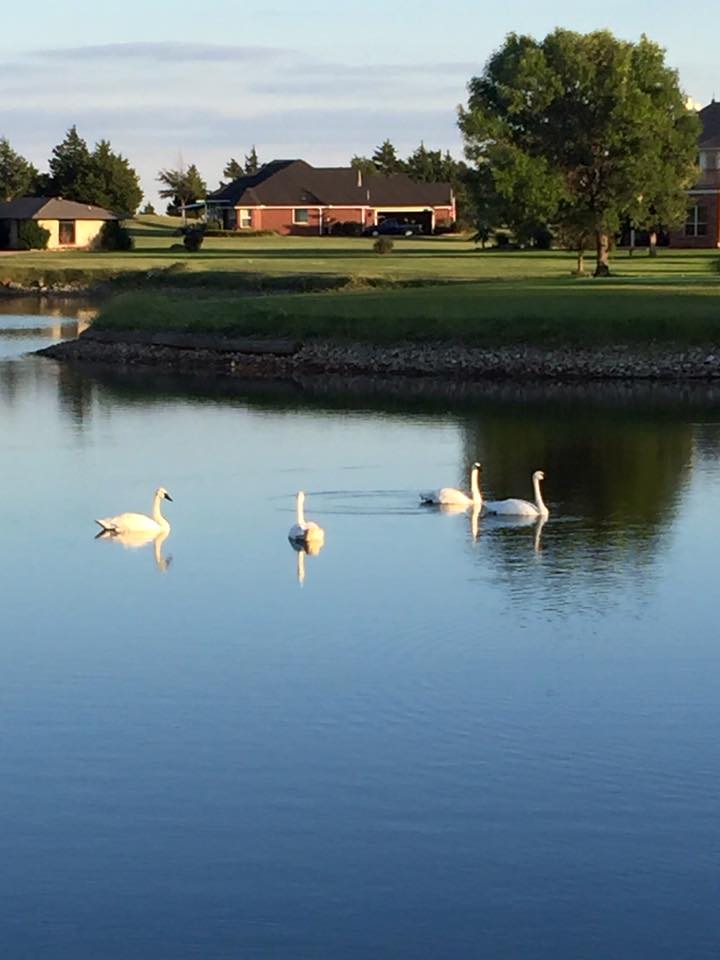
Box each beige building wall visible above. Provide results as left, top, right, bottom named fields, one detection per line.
left=37, top=218, right=108, bottom=249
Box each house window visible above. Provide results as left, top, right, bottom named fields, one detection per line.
left=293, top=208, right=309, bottom=224
left=59, top=220, right=76, bottom=245
left=238, top=208, right=252, bottom=229
left=685, top=205, right=708, bottom=237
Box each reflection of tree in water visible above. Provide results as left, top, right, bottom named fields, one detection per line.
left=459, top=392, right=694, bottom=589
left=55, top=362, right=96, bottom=428
left=0, top=359, right=19, bottom=406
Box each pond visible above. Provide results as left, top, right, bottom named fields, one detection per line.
left=1, top=302, right=720, bottom=958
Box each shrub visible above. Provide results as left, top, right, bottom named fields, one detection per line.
left=17, top=220, right=50, bottom=250
left=205, top=218, right=223, bottom=232
left=95, top=220, right=134, bottom=252
left=140, top=202, right=156, bottom=215
left=373, top=237, right=394, bottom=255
left=182, top=224, right=205, bottom=252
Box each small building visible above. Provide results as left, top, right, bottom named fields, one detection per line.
left=206, top=159, right=455, bottom=235
left=669, top=101, right=720, bottom=248
left=0, top=197, right=118, bottom=250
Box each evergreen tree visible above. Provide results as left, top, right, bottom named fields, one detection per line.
left=223, top=157, right=244, bottom=181
left=0, top=137, right=39, bottom=201
left=84, top=139, right=142, bottom=213
left=244, top=145, right=260, bottom=174
left=48, top=126, right=93, bottom=200
left=371, top=140, right=404, bottom=176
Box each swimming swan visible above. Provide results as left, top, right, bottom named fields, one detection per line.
left=96, top=486, right=173, bottom=535
left=420, top=462, right=482, bottom=509
left=288, top=491, right=325, bottom=547
left=484, top=470, right=549, bottom=519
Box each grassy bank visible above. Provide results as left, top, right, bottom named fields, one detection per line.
left=1, top=214, right=719, bottom=288
left=93, top=278, right=720, bottom=346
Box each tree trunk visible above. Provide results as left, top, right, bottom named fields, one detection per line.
left=576, top=249, right=585, bottom=274
left=594, top=232, right=610, bottom=276
left=648, top=231, right=657, bottom=257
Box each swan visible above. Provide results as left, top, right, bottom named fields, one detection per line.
left=484, top=470, right=549, bottom=519
left=96, top=486, right=173, bottom=535
left=288, top=491, right=325, bottom=547
left=420, top=462, right=482, bottom=509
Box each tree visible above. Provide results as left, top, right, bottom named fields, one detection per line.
left=48, top=125, right=93, bottom=200
left=83, top=139, right=142, bottom=214
left=46, top=127, right=142, bottom=212
left=459, top=30, right=700, bottom=275
left=371, top=140, right=404, bottom=176
left=0, top=138, right=39, bottom=201
left=223, top=157, right=244, bottom=181
left=244, top=145, right=260, bottom=174
left=350, top=155, right=377, bottom=177
left=157, top=163, right=207, bottom=220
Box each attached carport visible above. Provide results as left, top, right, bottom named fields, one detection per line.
left=374, top=207, right=434, bottom=234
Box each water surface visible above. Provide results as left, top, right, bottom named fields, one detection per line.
left=1, top=304, right=720, bottom=958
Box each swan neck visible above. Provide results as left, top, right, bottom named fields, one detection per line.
left=533, top=476, right=547, bottom=514
left=470, top=468, right=482, bottom=506
left=152, top=492, right=165, bottom=525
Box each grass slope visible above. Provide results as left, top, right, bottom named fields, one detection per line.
left=95, top=278, right=720, bottom=346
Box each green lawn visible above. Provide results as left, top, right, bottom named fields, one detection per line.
left=1, top=214, right=719, bottom=285
left=96, top=279, right=720, bottom=346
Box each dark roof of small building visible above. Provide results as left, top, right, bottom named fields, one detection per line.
left=0, top=197, right=118, bottom=220
left=699, top=101, right=720, bottom=148
left=209, top=159, right=453, bottom=207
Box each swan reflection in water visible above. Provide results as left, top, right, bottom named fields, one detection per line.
left=95, top=528, right=172, bottom=573
left=482, top=513, right=546, bottom=554
left=289, top=536, right=324, bottom=585
left=439, top=502, right=481, bottom=542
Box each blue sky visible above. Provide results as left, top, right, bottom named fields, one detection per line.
left=1, top=0, right=717, bottom=204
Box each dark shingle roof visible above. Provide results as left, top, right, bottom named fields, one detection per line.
left=0, top=197, right=118, bottom=220
left=699, top=101, right=720, bottom=149
left=209, top=160, right=453, bottom=207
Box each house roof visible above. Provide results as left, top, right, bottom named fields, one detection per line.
left=0, top=197, right=118, bottom=220
left=699, top=101, right=720, bottom=149
left=209, top=159, right=453, bottom=208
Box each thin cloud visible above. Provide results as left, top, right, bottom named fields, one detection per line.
left=38, top=41, right=291, bottom=63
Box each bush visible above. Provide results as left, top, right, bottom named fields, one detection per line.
left=140, top=202, right=156, bottom=215
left=94, top=220, right=134, bottom=252
left=328, top=220, right=363, bottom=237
left=17, top=220, right=50, bottom=250
left=373, top=237, right=394, bottom=255
left=204, top=218, right=223, bottom=232
left=182, top=224, right=205, bottom=252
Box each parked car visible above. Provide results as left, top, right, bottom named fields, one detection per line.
left=363, top=218, right=423, bottom=237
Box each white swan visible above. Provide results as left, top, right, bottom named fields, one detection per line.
left=484, top=470, right=549, bottom=519
left=420, top=462, right=482, bottom=508
left=288, top=491, right=325, bottom=547
left=96, top=486, right=173, bottom=535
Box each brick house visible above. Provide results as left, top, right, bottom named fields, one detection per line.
left=669, top=100, right=720, bottom=248
left=206, top=159, right=455, bottom=235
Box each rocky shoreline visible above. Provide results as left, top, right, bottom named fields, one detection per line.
left=37, top=327, right=720, bottom=381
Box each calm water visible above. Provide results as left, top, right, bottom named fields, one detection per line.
left=2, top=302, right=720, bottom=958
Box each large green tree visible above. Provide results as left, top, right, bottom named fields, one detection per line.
left=372, top=140, right=404, bottom=176
left=0, top=137, right=39, bottom=201
left=157, top=163, right=207, bottom=219
left=223, top=157, right=244, bottom=181
left=48, top=126, right=93, bottom=199
left=244, top=145, right=260, bottom=175
left=47, top=127, right=142, bottom=212
left=459, top=30, right=699, bottom=275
